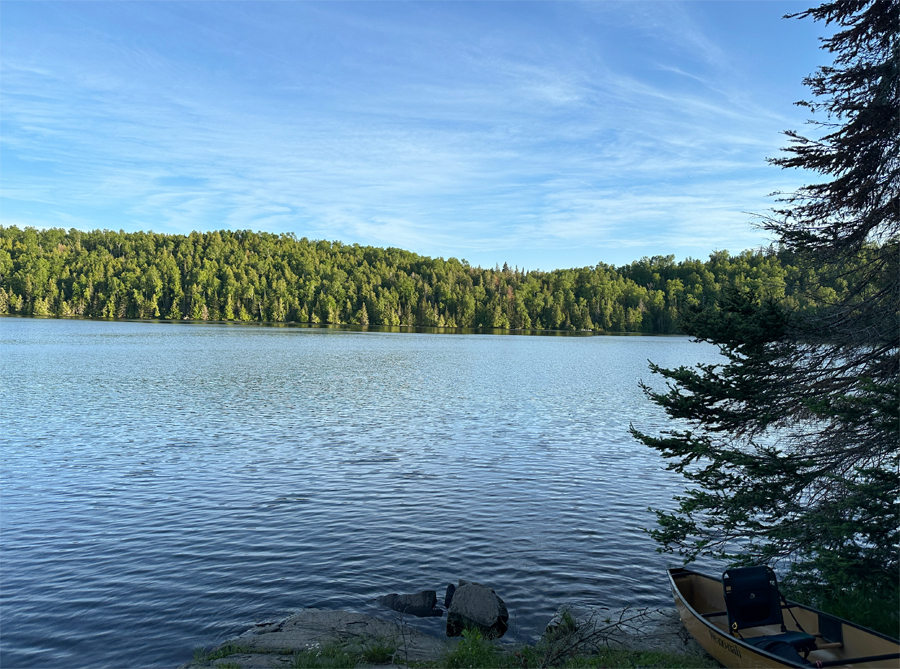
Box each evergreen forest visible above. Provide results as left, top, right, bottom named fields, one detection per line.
left=0, top=225, right=857, bottom=333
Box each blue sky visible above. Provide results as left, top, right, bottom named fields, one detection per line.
left=1, top=1, right=828, bottom=270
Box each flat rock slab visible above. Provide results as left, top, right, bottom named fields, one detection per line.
left=546, top=605, right=707, bottom=657
left=179, top=609, right=451, bottom=668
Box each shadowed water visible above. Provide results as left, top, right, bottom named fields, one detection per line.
left=0, top=317, right=723, bottom=668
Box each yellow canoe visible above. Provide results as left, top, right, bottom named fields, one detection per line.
left=668, top=567, right=899, bottom=668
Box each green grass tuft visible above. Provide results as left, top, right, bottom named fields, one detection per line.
left=191, top=642, right=253, bottom=665
left=289, top=642, right=356, bottom=669
left=192, top=645, right=209, bottom=663
left=361, top=636, right=398, bottom=664
left=442, top=629, right=506, bottom=669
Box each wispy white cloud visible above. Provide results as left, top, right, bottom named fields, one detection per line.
left=0, top=1, right=814, bottom=268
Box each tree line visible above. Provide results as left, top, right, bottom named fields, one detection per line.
left=0, top=225, right=857, bottom=333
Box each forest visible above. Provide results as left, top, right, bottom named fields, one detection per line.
left=0, top=225, right=854, bottom=333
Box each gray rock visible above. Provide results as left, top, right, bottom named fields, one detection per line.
left=378, top=590, right=442, bottom=617
left=545, top=605, right=708, bottom=657
left=444, top=583, right=456, bottom=608
left=178, top=608, right=450, bottom=668
left=446, top=580, right=509, bottom=639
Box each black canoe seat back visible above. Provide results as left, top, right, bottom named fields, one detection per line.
left=723, top=566, right=816, bottom=655
left=723, top=566, right=784, bottom=630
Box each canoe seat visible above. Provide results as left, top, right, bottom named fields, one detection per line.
left=745, top=636, right=813, bottom=666
left=723, top=566, right=817, bottom=655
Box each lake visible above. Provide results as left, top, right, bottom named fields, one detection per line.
left=0, top=317, right=724, bottom=668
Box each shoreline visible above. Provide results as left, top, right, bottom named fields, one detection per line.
left=179, top=605, right=713, bottom=668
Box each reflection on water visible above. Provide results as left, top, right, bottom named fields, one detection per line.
left=0, top=317, right=722, bottom=668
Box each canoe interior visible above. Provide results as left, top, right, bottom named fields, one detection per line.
left=668, top=567, right=900, bottom=669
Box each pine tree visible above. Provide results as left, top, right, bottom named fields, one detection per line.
left=631, top=0, right=899, bottom=626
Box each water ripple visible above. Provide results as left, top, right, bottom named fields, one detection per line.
left=1, top=318, right=723, bottom=668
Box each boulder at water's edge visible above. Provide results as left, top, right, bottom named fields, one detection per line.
left=378, top=590, right=442, bottom=617
left=446, top=580, right=509, bottom=639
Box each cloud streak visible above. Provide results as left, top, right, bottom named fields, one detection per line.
left=1, top=1, right=815, bottom=269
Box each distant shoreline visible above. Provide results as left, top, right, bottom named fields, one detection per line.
left=1, top=313, right=689, bottom=337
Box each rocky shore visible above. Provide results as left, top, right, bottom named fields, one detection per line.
left=180, top=603, right=710, bottom=668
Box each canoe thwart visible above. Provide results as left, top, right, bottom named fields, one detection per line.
left=815, top=652, right=900, bottom=667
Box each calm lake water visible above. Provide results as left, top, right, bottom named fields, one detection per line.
left=0, top=317, right=724, bottom=668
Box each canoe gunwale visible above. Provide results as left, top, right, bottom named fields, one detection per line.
left=666, top=566, right=900, bottom=669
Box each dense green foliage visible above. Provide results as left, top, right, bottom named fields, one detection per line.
left=0, top=225, right=850, bottom=333
left=632, top=0, right=898, bottom=634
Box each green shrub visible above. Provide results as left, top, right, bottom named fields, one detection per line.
left=442, top=629, right=505, bottom=669
left=785, top=581, right=900, bottom=640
